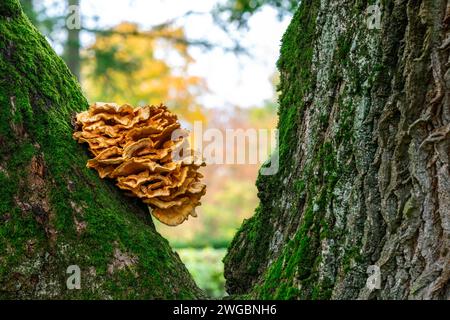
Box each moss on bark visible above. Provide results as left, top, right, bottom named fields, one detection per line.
left=225, top=0, right=450, bottom=300
left=0, top=0, right=203, bottom=299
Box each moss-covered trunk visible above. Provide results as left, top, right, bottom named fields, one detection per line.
left=225, top=0, right=449, bottom=299
left=0, top=0, right=203, bottom=299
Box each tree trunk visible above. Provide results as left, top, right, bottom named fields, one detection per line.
left=0, top=0, right=203, bottom=299
left=225, top=0, right=450, bottom=300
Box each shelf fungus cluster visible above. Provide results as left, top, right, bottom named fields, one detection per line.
left=73, top=103, right=206, bottom=226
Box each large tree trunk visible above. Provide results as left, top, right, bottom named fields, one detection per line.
left=0, top=0, right=203, bottom=299
left=225, top=0, right=449, bottom=299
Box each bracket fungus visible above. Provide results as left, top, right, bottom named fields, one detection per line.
left=73, top=102, right=206, bottom=226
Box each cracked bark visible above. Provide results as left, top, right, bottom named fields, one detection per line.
left=225, top=0, right=449, bottom=300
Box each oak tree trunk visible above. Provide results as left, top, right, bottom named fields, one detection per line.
left=0, top=0, right=203, bottom=299
left=225, top=0, right=450, bottom=299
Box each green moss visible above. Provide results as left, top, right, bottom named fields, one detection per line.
left=0, top=1, right=201, bottom=299
left=294, top=179, right=306, bottom=196
left=225, top=0, right=336, bottom=299
left=336, top=34, right=352, bottom=65
left=224, top=0, right=388, bottom=300
left=0, top=0, right=21, bottom=17
left=311, top=277, right=334, bottom=300
left=342, top=246, right=365, bottom=273
left=223, top=204, right=274, bottom=293
left=250, top=139, right=343, bottom=299
left=276, top=0, right=319, bottom=167
left=335, top=98, right=356, bottom=144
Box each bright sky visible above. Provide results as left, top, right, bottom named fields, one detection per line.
left=76, top=0, right=291, bottom=108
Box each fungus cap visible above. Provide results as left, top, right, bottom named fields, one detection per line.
left=73, top=102, right=206, bottom=226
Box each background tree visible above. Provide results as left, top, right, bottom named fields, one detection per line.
left=65, top=0, right=80, bottom=79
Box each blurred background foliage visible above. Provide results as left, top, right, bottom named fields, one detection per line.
left=214, top=0, right=297, bottom=27
left=20, top=0, right=294, bottom=298
left=82, top=22, right=207, bottom=124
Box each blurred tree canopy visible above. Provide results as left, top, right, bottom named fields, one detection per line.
left=18, top=0, right=222, bottom=80
left=19, top=0, right=297, bottom=78
left=82, top=22, right=207, bottom=123
left=214, top=0, right=298, bottom=28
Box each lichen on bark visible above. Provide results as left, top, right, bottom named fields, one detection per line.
left=225, top=0, right=450, bottom=300
left=0, top=0, right=203, bottom=299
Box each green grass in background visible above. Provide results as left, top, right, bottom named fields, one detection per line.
left=176, top=248, right=227, bottom=298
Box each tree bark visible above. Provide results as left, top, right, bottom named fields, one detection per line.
left=0, top=0, right=203, bottom=299
left=224, top=0, right=450, bottom=299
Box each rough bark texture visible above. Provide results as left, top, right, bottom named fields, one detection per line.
left=225, top=0, right=450, bottom=299
left=0, top=0, right=203, bottom=299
